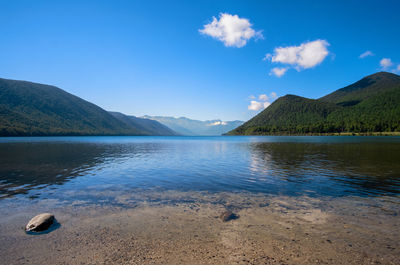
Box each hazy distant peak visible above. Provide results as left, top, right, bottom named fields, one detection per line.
left=141, top=115, right=244, bottom=136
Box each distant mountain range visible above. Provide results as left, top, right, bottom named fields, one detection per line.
left=109, top=112, right=178, bottom=136
left=0, top=78, right=177, bottom=136
left=228, top=72, right=400, bottom=135
left=142, top=115, right=243, bottom=136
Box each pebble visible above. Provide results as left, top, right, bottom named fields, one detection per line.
left=219, top=210, right=239, bottom=222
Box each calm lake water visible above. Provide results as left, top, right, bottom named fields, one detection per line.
left=0, top=136, right=399, bottom=204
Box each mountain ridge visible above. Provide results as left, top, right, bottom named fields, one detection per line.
left=228, top=72, right=400, bottom=135
left=109, top=112, right=179, bottom=136
left=320, top=72, right=400, bottom=105
left=0, top=78, right=177, bottom=136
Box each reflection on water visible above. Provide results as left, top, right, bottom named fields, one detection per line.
left=250, top=142, right=400, bottom=196
left=0, top=143, right=107, bottom=198
left=0, top=136, right=399, bottom=201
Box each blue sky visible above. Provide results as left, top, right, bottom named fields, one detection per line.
left=1, top=0, right=399, bottom=121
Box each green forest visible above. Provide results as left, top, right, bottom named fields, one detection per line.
left=228, top=72, right=400, bottom=135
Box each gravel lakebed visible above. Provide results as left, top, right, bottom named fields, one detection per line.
left=0, top=191, right=399, bottom=265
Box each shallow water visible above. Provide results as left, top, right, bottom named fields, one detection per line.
left=1, top=136, right=400, bottom=264
left=0, top=136, right=399, bottom=204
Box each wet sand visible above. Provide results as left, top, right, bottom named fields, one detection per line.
left=0, top=192, right=399, bottom=264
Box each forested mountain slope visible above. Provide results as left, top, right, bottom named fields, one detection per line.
left=0, top=78, right=177, bottom=136
left=228, top=72, right=400, bottom=135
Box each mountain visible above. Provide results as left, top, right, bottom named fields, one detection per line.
left=320, top=71, right=400, bottom=105
left=0, top=78, right=177, bottom=136
left=109, top=112, right=178, bottom=136
left=228, top=72, right=400, bottom=135
left=142, top=115, right=244, bottom=136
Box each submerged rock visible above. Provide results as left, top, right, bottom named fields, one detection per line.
left=220, top=210, right=239, bottom=222
left=25, top=213, right=55, bottom=232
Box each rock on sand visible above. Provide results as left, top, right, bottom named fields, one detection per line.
left=25, top=213, right=55, bottom=232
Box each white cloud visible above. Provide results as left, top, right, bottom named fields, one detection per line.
left=248, top=100, right=264, bottom=111
left=263, top=53, right=272, bottom=61
left=199, top=13, right=263, bottom=48
left=259, top=94, right=269, bottom=101
left=266, top=40, right=329, bottom=76
left=397, top=65, right=400, bottom=72
left=248, top=95, right=256, bottom=99
left=270, top=67, right=288, bottom=77
left=359, top=50, right=374, bottom=58
left=248, top=92, right=277, bottom=111
left=207, top=121, right=227, bottom=126
left=380, top=58, right=393, bottom=69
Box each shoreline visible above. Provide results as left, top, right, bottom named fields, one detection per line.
left=0, top=191, right=399, bottom=264
left=2, top=132, right=400, bottom=138
left=225, top=132, right=400, bottom=136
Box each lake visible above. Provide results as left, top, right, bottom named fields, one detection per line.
left=0, top=136, right=399, bottom=201
left=0, top=136, right=399, bottom=264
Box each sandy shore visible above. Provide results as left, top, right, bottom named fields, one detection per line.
left=0, top=191, right=399, bottom=264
